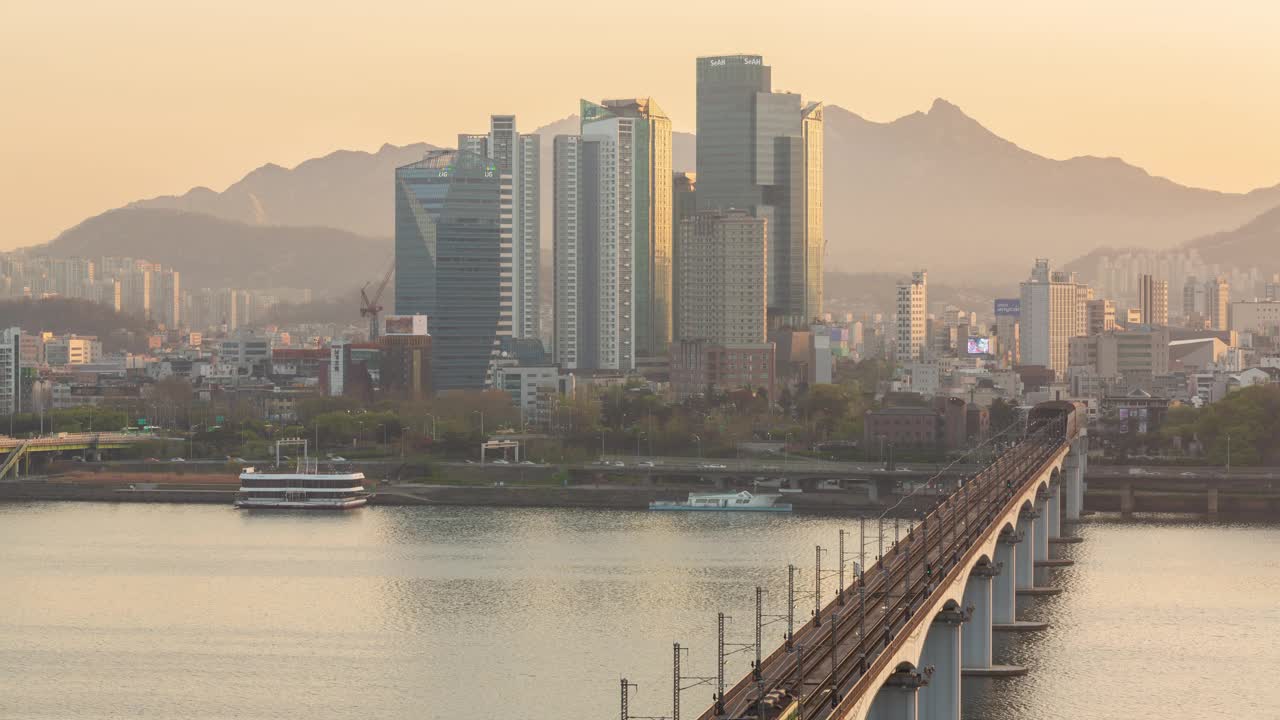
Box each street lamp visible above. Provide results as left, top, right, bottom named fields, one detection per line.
left=693, top=433, right=702, bottom=459
left=424, top=414, right=437, bottom=440
left=472, top=410, right=485, bottom=438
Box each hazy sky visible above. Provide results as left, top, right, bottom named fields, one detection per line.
left=2, top=1, right=1278, bottom=247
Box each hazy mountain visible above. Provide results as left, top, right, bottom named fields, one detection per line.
left=80, top=99, right=1280, bottom=281
left=1066, top=203, right=1280, bottom=280
left=130, top=143, right=439, bottom=237
left=38, top=208, right=389, bottom=292
left=1185, top=204, right=1280, bottom=274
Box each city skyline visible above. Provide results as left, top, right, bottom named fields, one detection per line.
left=4, top=2, right=1280, bottom=247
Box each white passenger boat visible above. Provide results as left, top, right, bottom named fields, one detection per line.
left=649, top=490, right=792, bottom=512
left=235, top=439, right=370, bottom=510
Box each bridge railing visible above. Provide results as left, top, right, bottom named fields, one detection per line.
left=697, top=418, right=1072, bottom=720
left=822, top=424, right=1069, bottom=719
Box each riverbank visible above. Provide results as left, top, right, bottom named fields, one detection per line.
left=0, top=478, right=884, bottom=515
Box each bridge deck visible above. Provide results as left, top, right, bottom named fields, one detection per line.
left=701, top=429, right=1067, bottom=720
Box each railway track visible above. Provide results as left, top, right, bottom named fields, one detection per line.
left=701, top=425, right=1066, bottom=720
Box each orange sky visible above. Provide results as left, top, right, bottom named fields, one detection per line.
left=2, top=0, right=1278, bottom=247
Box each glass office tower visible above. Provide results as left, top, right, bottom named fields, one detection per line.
left=695, top=55, right=824, bottom=327
left=395, top=149, right=501, bottom=391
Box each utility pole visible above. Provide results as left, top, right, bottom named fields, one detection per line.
left=877, top=517, right=884, bottom=560
left=828, top=609, right=840, bottom=708
left=621, top=678, right=635, bottom=720
left=673, top=644, right=680, bottom=720
left=716, top=613, right=726, bottom=716
left=786, top=564, right=795, bottom=651
left=859, top=517, right=866, bottom=577
left=814, top=545, right=823, bottom=627
left=754, top=586, right=763, bottom=681
left=838, top=529, right=846, bottom=606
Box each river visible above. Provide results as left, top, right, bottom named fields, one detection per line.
left=0, top=503, right=1277, bottom=719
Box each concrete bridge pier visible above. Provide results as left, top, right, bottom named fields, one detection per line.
left=992, top=533, right=1018, bottom=626
left=918, top=609, right=965, bottom=720
left=1015, top=509, right=1036, bottom=590
left=868, top=668, right=928, bottom=720
left=1062, top=445, right=1084, bottom=522
left=1047, top=483, right=1062, bottom=540
left=961, top=569, right=993, bottom=669
left=959, top=561, right=1027, bottom=677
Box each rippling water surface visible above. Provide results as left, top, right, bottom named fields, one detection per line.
left=0, top=503, right=1276, bottom=719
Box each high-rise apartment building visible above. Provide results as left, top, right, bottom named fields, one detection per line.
left=1182, top=276, right=1205, bottom=326
left=552, top=98, right=672, bottom=371
left=458, top=116, right=540, bottom=341
left=1087, top=298, right=1116, bottom=336
left=1206, top=277, right=1230, bottom=331
left=895, top=271, right=928, bottom=364
left=552, top=135, right=584, bottom=369
left=676, top=211, right=767, bottom=344
left=695, top=54, right=823, bottom=327
left=395, top=149, right=502, bottom=391
left=0, top=327, right=20, bottom=416
left=1019, top=259, right=1084, bottom=378
left=671, top=172, right=697, bottom=342
left=1138, top=274, right=1168, bottom=326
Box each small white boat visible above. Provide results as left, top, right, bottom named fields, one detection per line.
left=649, top=490, right=792, bottom=512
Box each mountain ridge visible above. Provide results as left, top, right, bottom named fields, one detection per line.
left=60, top=98, right=1280, bottom=279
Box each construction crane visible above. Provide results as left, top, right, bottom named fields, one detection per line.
left=360, top=258, right=395, bottom=341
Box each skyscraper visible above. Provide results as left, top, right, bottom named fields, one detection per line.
left=458, top=116, right=540, bottom=341
left=676, top=210, right=767, bottom=344
left=671, top=172, right=697, bottom=341
left=0, top=327, right=21, bottom=416
left=552, top=98, right=672, bottom=371
left=695, top=54, right=823, bottom=327
left=1138, top=274, right=1168, bottom=326
left=395, top=149, right=502, bottom=391
left=671, top=211, right=775, bottom=400
left=1019, top=259, right=1084, bottom=378
left=1206, top=276, right=1230, bottom=331
left=896, top=271, right=928, bottom=364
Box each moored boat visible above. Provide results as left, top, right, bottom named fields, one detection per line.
left=235, top=439, right=370, bottom=510
left=649, top=490, right=792, bottom=512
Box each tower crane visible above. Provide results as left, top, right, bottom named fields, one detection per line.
left=360, top=259, right=395, bottom=340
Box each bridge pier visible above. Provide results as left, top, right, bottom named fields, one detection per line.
left=992, top=531, right=1018, bottom=625
left=1207, top=487, right=1219, bottom=519
left=918, top=609, right=964, bottom=720
left=868, top=668, right=927, bottom=720
left=1016, top=509, right=1036, bottom=590
left=1063, top=443, right=1084, bottom=521
left=1047, top=483, right=1062, bottom=539
left=959, top=562, right=1027, bottom=676
left=961, top=570, right=993, bottom=669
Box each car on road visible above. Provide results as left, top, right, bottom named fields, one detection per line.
left=638, top=461, right=655, bottom=467
left=492, top=459, right=510, bottom=465
left=520, top=460, right=536, bottom=465
left=169, top=457, right=185, bottom=463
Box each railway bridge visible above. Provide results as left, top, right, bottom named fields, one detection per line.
left=624, top=401, right=1088, bottom=720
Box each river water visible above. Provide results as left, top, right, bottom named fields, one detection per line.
left=1, top=503, right=1277, bottom=719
